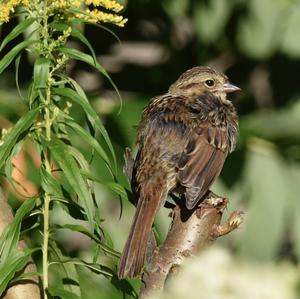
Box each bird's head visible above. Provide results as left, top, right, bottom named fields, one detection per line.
left=168, top=66, right=240, bottom=102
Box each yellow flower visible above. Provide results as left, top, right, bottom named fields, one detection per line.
left=84, top=0, right=124, bottom=13
left=0, top=0, right=127, bottom=27
left=0, top=0, right=31, bottom=24
left=0, top=0, right=21, bottom=24
left=81, top=8, right=127, bottom=26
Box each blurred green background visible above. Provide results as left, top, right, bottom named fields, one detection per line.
left=1, top=0, right=300, bottom=298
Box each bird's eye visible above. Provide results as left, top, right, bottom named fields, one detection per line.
left=205, top=79, right=215, bottom=87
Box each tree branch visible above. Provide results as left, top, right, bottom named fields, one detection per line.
left=139, top=193, right=243, bottom=298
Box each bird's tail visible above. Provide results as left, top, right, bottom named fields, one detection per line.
left=118, top=190, right=162, bottom=279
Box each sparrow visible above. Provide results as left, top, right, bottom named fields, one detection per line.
left=118, top=66, right=240, bottom=279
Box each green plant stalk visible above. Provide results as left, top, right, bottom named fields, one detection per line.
left=42, top=191, right=50, bottom=299
left=40, top=3, right=52, bottom=297
left=42, top=153, right=53, bottom=299
left=42, top=94, right=52, bottom=299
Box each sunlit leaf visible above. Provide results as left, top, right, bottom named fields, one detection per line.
left=288, top=165, right=300, bottom=261
left=193, top=0, right=232, bottom=43
left=239, top=138, right=289, bottom=260
left=281, top=3, right=300, bottom=58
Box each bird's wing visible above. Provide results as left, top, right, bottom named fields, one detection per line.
left=177, top=125, right=228, bottom=209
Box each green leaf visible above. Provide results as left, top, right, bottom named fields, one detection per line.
left=15, top=54, right=24, bottom=100
left=50, top=22, right=97, bottom=65
left=4, top=141, right=23, bottom=193
left=0, top=249, right=34, bottom=296
left=193, top=0, right=232, bottom=44
left=0, top=108, right=39, bottom=169
left=58, top=258, right=114, bottom=278
left=287, top=165, right=300, bottom=262
left=49, top=241, right=81, bottom=297
left=66, top=121, right=110, bottom=166
left=240, top=101, right=300, bottom=141
left=10, top=271, right=41, bottom=283
left=33, top=57, right=51, bottom=89
left=281, top=3, right=300, bottom=58
left=239, top=139, right=289, bottom=260
left=55, top=223, right=100, bottom=243
left=58, top=47, right=121, bottom=105
left=0, top=18, right=35, bottom=51
left=0, top=40, right=36, bottom=75
left=48, top=286, right=81, bottom=299
left=48, top=138, right=95, bottom=229
left=0, top=197, right=37, bottom=258
left=71, top=28, right=97, bottom=65
left=40, top=167, right=63, bottom=198
left=81, top=170, right=128, bottom=202
left=237, top=0, right=288, bottom=59
left=53, top=86, right=116, bottom=172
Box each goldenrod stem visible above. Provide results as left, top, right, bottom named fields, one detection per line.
left=42, top=192, right=50, bottom=299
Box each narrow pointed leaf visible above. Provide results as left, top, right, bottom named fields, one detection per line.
left=48, top=139, right=94, bottom=229
left=49, top=241, right=81, bottom=296
left=0, top=108, right=39, bottom=169
left=33, top=57, right=51, bottom=89
left=48, top=286, right=81, bottom=299
left=0, top=197, right=36, bottom=257
left=0, top=18, right=35, bottom=51
left=0, top=249, right=34, bottom=296
left=0, top=40, right=36, bottom=74
left=67, top=121, right=110, bottom=166
left=53, top=86, right=116, bottom=172
left=58, top=47, right=121, bottom=103
left=40, top=167, right=63, bottom=198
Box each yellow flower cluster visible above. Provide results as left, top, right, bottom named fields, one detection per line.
left=75, top=0, right=128, bottom=27
left=0, top=0, right=127, bottom=27
left=49, top=0, right=81, bottom=10
left=0, top=0, right=29, bottom=24
left=79, top=8, right=127, bottom=27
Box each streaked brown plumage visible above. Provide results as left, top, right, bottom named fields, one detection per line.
left=118, top=66, right=240, bottom=279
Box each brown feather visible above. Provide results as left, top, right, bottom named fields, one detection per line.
left=118, top=188, right=162, bottom=278
left=178, top=126, right=228, bottom=209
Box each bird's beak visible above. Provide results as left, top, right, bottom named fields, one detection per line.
left=222, top=82, right=241, bottom=93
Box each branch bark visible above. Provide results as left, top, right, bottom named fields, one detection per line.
left=139, top=193, right=243, bottom=298
left=0, top=188, right=41, bottom=299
